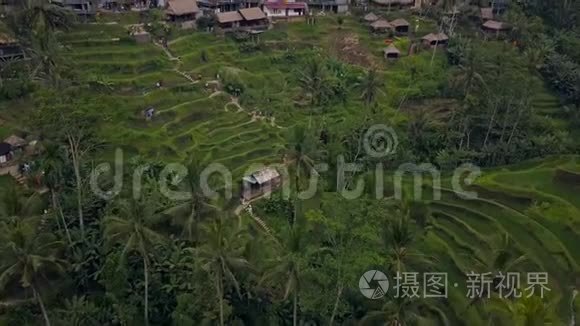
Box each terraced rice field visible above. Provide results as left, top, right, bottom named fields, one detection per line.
left=421, top=157, right=580, bottom=324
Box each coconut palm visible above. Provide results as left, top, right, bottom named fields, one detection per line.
left=103, top=195, right=166, bottom=326
left=451, top=47, right=486, bottom=99
left=37, top=143, right=72, bottom=244
left=262, top=217, right=309, bottom=326
left=194, top=216, right=252, bottom=326
left=383, top=203, right=435, bottom=274
left=298, top=59, right=331, bottom=106
left=285, top=125, right=321, bottom=194
left=162, top=158, right=216, bottom=242
left=0, top=217, right=68, bottom=326
left=14, top=0, right=75, bottom=38
left=356, top=69, right=384, bottom=110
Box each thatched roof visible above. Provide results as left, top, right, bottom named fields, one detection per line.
left=370, top=19, right=392, bottom=30
left=3, top=135, right=26, bottom=148
left=217, top=11, right=243, bottom=23
left=482, top=20, right=511, bottom=31
left=390, top=18, right=409, bottom=27
left=239, top=7, right=266, bottom=21
left=363, top=13, right=379, bottom=22
left=0, top=34, right=16, bottom=45
left=166, top=0, right=199, bottom=15
left=480, top=7, right=494, bottom=20
left=383, top=44, right=400, bottom=55
left=422, top=32, right=449, bottom=42
left=243, top=167, right=280, bottom=185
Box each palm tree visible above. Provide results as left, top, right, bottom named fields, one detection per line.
left=383, top=202, right=434, bottom=274
left=13, top=0, right=75, bottom=39
left=298, top=59, right=330, bottom=106
left=194, top=216, right=252, bottom=326
left=103, top=195, right=166, bottom=326
left=356, top=69, right=384, bottom=110
left=38, top=143, right=72, bottom=244
left=262, top=217, right=309, bottom=326
left=451, top=47, right=486, bottom=99
left=0, top=217, right=68, bottom=326
left=162, top=158, right=215, bottom=242
left=361, top=295, right=424, bottom=325
left=285, top=125, right=321, bottom=194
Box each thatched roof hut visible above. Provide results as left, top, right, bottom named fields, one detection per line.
left=422, top=32, right=449, bottom=47
left=383, top=44, right=401, bottom=59
left=390, top=18, right=410, bottom=33
left=363, top=12, right=379, bottom=22
left=370, top=19, right=392, bottom=32
left=482, top=20, right=511, bottom=31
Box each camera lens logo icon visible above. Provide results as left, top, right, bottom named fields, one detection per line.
left=359, top=270, right=389, bottom=299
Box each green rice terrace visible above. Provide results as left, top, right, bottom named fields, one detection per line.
left=0, top=3, right=579, bottom=325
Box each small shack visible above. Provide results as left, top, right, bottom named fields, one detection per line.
left=370, top=19, right=392, bottom=33
left=133, top=30, right=151, bottom=43
left=242, top=167, right=281, bottom=201
left=363, top=12, right=379, bottom=23
left=390, top=18, right=410, bottom=34
left=217, top=11, right=244, bottom=30
left=0, top=34, right=23, bottom=61
left=383, top=44, right=400, bottom=60
left=482, top=20, right=511, bottom=36
left=166, top=0, right=200, bottom=22
left=422, top=32, right=449, bottom=48
left=4, top=135, right=26, bottom=152
left=0, top=142, right=12, bottom=165
left=238, top=7, right=269, bottom=30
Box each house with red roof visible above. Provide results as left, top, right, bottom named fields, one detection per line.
left=263, top=0, right=308, bottom=19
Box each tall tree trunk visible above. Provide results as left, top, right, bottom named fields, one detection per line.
left=32, top=284, right=51, bottom=326
left=67, top=134, right=84, bottom=238
left=329, top=283, right=343, bottom=325
left=507, top=108, right=523, bottom=146
left=293, top=290, right=298, bottom=326
left=483, top=103, right=498, bottom=148
left=51, top=189, right=72, bottom=245
left=144, top=257, right=149, bottom=326
left=216, top=272, right=224, bottom=326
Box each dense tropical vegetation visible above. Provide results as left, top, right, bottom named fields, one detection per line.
left=0, top=0, right=579, bottom=324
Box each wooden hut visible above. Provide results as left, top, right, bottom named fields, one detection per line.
left=482, top=20, right=511, bottom=37
left=238, top=7, right=269, bottom=30
left=166, top=0, right=200, bottom=22
left=383, top=44, right=400, bottom=60
left=0, top=34, right=23, bottom=61
left=421, top=32, right=449, bottom=48
left=242, top=167, right=281, bottom=201
left=4, top=135, right=26, bottom=151
left=217, top=11, right=244, bottom=30
left=363, top=12, right=379, bottom=23
left=390, top=18, right=410, bottom=34
left=370, top=19, right=392, bottom=33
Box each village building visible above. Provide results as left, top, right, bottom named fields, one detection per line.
left=370, top=19, right=392, bottom=33
left=197, top=0, right=261, bottom=14
left=363, top=12, right=379, bottom=23
left=306, top=0, right=348, bottom=13
left=383, top=44, right=400, bottom=60
left=370, top=0, right=414, bottom=8
left=57, top=0, right=96, bottom=16
left=166, top=0, right=200, bottom=22
left=263, top=0, right=308, bottom=20
left=241, top=167, right=281, bottom=201
left=390, top=18, right=410, bottom=34
left=216, top=7, right=269, bottom=31
left=421, top=32, right=449, bottom=48
left=482, top=20, right=511, bottom=36
left=0, top=135, right=25, bottom=166
left=0, top=34, right=23, bottom=61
